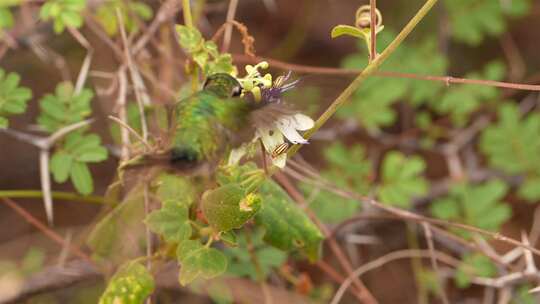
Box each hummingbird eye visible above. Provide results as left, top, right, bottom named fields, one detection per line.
left=232, top=86, right=242, bottom=97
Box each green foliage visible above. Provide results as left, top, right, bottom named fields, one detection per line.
left=511, top=285, right=537, bottom=304
left=50, top=132, right=108, bottom=195
left=87, top=189, right=147, bottom=266
left=39, top=0, right=86, bottom=33
left=176, top=240, right=228, bottom=286
left=20, top=248, right=45, bottom=275
left=433, top=61, right=505, bottom=126
left=99, top=261, right=155, bottom=304
left=480, top=104, right=540, bottom=201
left=0, top=8, right=13, bottom=29
left=225, top=230, right=287, bottom=280
left=175, top=25, right=236, bottom=76
left=255, top=180, right=324, bottom=262
left=154, top=173, right=198, bottom=203
left=145, top=199, right=192, bottom=243
left=95, top=0, right=152, bottom=36
left=443, top=0, right=531, bottom=45
left=339, top=32, right=447, bottom=131
left=377, top=151, right=428, bottom=208
left=454, top=253, right=496, bottom=288
left=303, top=143, right=370, bottom=223
left=37, top=81, right=93, bottom=133
left=431, top=180, right=511, bottom=238
left=202, top=184, right=262, bottom=232
left=0, top=69, right=32, bottom=128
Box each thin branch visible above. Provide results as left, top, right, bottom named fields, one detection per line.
left=287, top=0, right=440, bottom=157
left=233, top=54, right=540, bottom=92
left=0, top=189, right=108, bottom=205
left=330, top=249, right=460, bottom=304
left=108, top=115, right=151, bottom=151
left=0, top=198, right=92, bottom=262
left=222, top=0, right=239, bottom=52
left=422, top=223, right=450, bottom=304
left=369, top=0, right=377, bottom=62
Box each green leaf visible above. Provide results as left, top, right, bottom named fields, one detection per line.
left=431, top=181, right=511, bottom=238
left=87, top=189, right=147, bottom=266
left=154, top=173, right=197, bottom=204
left=255, top=180, right=324, bottom=262
left=201, top=184, right=262, bottom=232
left=455, top=253, right=496, bottom=288
left=0, top=8, right=14, bottom=28
left=338, top=32, right=447, bottom=131
left=377, top=152, right=428, bottom=208
left=39, top=0, right=86, bottom=33
left=0, top=69, right=32, bottom=127
left=511, top=285, right=537, bottom=304
left=37, top=82, right=93, bottom=133
left=50, top=151, right=73, bottom=183
left=70, top=161, right=93, bottom=195
left=20, top=248, right=45, bottom=275
left=434, top=61, right=505, bottom=126
left=518, top=176, right=540, bottom=202
left=176, top=241, right=228, bottom=286
left=480, top=103, right=540, bottom=177
left=94, top=0, right=153, bottom=36
left=443, top=0, right=531, bottom=45
left=331, top=25, right=365, bottom=38
left=99, top=261, right=155, bottom=304
left=225, top=230, right=287, bottom=280
left=145, top=199, right=192, bottom=243
left=176, top=25, right=203, bottom=53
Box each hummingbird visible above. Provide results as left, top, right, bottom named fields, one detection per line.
left=168, top=73, right=247, bottom=168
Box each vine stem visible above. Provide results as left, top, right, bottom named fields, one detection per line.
left=183, top=0, right=199, bottom=92
left=0, top=190, right=109, bottom=205
left=289, top=0, right=439, bottom=157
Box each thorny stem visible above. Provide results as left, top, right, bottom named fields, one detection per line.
left=288, top=0, right=440, bottom=157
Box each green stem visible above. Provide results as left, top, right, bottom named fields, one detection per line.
left=288, top=0, right=439, bottom=156
left=0, top=190, right=110, bottom=205
left=182, top=0, right=194, bottom=28
left=183, top=0, right=199, bottom=92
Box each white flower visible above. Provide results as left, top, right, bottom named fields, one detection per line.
left=256, top=113, right=314, bottom=168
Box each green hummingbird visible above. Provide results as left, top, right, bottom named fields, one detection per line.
left=168, top=73, right=247, bottom=168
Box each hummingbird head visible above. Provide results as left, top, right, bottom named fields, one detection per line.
left=203, top=73, right=242, bottom=98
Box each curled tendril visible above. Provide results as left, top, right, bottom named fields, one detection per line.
left=355, top=5, right=383, bottom=30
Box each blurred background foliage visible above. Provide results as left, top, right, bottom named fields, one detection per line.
left=1, top=0, right=540, bottom=303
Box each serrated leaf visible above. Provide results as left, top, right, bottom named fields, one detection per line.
left=70, top=161, right=93, bottom=195
left=443, top=0, right=531, bottom=45
left=255, top=180, right=323, bottom=262
left=176, top=242, right=228, bottom=286
left=455, top=253, right=496, bottom=288
left=99, top=261, right=154, bottom=304
left=201, top=184, right=261, bottom=232
left=0, top=68, right=32, bottom=126
left=50, top=151, right=73, bottom=183
left=518, top=177, right=540, bottom=202
left=377, top=152, right=428, bottom=208
left=39, top=0, right=86, bottom=33
left=94, top=0, right=153, bottom=36
left=176, top=25, right=203, bottom=53
left=37, top=82, right=93, bottom=133
left=431, top=181, right=511, bottom=239
left=338, top=31, right=447, bottom=131
left=145, top=199, right=192, bottom=242
left=154, top=173, right=197, bottom=204
left=480, top=104, right=540, bottom=176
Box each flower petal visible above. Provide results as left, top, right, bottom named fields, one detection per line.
left=292, top=113, right=314, bottom=131
left=228, top=145, right=247, bottom=166
left=271, top=153, right=287, bottom=168
left=257, top=126, right=284, bottom=152
left=276, top=119, right=308, bottom=144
